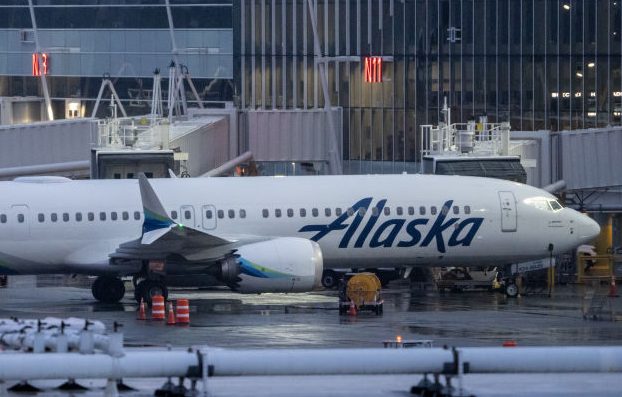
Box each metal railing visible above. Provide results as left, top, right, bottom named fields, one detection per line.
left=95, top=116, right=170, bottom=150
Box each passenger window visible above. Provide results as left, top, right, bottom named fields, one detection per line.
left=206, top=210, right=213, bottom=219
left=384, top=207, right=391, bottom=216
left=170, top=211, right=177, bottom=220
left=431, top=206, right=437, bottom=215
left=122, top=211, right=129, bottom=220
left=17, top=214, right=24, bottom=223
left=441, top=206, right=449, bottom=216
left=76, top=213, right=82, bottom=222
left=217, top=210, right=224, bottom=219
left=371, top=207, right=379, bottom=216
left=419, top=206, right=426, bottom=215
left=347, top=208, right=354, bottom=216
left=134, top=211, right=141, bottom=220
left=63, top=213, right=70, bottom=222
left=38, top=213, right=44, bottom=223
left=275, top=209, right=282, bottom=218
left=325, top=208, right=331, bottom=217
left=88, top=212, right=95, bottom=221
left=312, top=208, right=319, bottom=217
left=51, top=213, right=58, bottom=222
left=287, top=208, right=294, bottom=217
left=185, top=210, right=192, bottom=220
left=335, top=208, right=342, bottom=216
left=408, top=206, right=415, bottom=216
left=100, top=212, right=106, bottom=221
left=300, top=208, right=307, bottom=217
left=357, top=208, right=366, bottom=216
left=240, top=209, right=246, bottom=218
left=453, top=206, right=460, bottom=214
left=111, top=212, right=118, bottom=221
left=397, top=207, right=403, bottom=216
left=228, top=209, right=235, bottom=219
left=0, top=214, right=6, bottom=223
left=464, top=206, right=471, bottom=215
left=262, top=209, right=269, bottom=218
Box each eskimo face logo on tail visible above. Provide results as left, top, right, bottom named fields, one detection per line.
left=298, top=198, right=484, bottom=253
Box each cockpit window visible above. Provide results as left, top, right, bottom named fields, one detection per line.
left=549, top=200, right=563, bottom=211
left=524, top=197, right=563, bottom=212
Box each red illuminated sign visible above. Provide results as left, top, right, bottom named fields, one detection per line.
left=364, top=56, right=382, bottom=83
left=32, top=53, right=49, bottom=76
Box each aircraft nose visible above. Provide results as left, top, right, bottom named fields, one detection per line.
left=576, top=214, right=601, bottom=242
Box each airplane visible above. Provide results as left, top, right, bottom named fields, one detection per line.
left=0, top=173, right=600, bottom=303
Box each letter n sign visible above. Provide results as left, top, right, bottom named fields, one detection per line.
left=364, top=57, right=382, bottom=83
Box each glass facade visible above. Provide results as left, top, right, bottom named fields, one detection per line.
left=0, top=1, right=234, bottom=117
left=233, top=0, right=622, bottom=169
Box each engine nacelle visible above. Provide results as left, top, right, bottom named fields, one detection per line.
left=222, top=237, right=323, bottom=293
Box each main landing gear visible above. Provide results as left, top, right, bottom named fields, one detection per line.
left=133, top=277, right=168, bottom=304
left=91, top=276, right=169, bottom=304
left=91, top=276, right=125, bottom=304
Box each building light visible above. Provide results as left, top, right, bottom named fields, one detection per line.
left=364, top=57, right=383, bottom=83
left=613, top=112, right=621, bottom=117
left=551, top=92, right=559, bottom=98
left=587, top=62, right=595, bottom=68
left=576, top=71, right=583, bottom=78
left=614, top=91, right=622, bottom=97
left=590, top=92, right=596, bottom=97
left=562, top=4, right=571, bottom=10
left=562, top=92, right=571, bottom=98
left=32, top=53, right=49, bottom=76
left=587, top=112, right=597, bottom=117
left=574, top=92, right=582, bottom=98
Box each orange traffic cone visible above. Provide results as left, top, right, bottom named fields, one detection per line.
left=347, top=300, right=357, bottom=316
left=167, top=303, right=176, bottom=325
left=176, top=299, right=190, bottom=325
left=137, top=298, right=147, bottom=320
left=609, top=276, right=619, bottom=297
left=151, top=295, right=165, bottom=320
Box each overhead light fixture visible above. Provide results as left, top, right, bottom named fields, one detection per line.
left=563, top=4, right=571, bottom=10
left=587, top=62, right=595, bottom=68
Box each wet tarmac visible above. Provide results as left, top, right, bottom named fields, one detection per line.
left=1, top=279, right=622, bottom=396
left=1, top=279, right=621, bottom=349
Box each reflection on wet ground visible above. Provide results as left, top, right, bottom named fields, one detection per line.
left=1, top=280, right=621, bottom=349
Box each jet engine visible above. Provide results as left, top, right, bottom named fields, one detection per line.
left=219, top=237, right=323, bottom=293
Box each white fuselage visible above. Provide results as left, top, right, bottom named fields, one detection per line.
left=0, top=174, right=599, bottom=276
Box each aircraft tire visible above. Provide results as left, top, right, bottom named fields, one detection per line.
left=93, top=276, right=125, bottom=304
left=135, top=279, right=168, bottom=304
left=505, top=282, right=519, bottom=298
left=91, top=277, right=105, bottom=301
left=321, top=270, right=338, bottom=289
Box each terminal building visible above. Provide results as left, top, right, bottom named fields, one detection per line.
left=0, top=1, right=620, bottom=164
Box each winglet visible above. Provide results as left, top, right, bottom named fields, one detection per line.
left=138, top=173, right=175, bottom=240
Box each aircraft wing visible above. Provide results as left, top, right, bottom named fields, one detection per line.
left=111, top=174, right=257, bottom=263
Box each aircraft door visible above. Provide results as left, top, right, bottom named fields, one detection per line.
left=10, top=204, right=30, bottom=240
left=498, top=191, right=517, bottom=232
left=180, top=205, right=196, bottom=228
left=202, top=205, right=217, bottom=230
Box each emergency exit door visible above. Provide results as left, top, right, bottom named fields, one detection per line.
left=498, top=191, right=517, bottom=232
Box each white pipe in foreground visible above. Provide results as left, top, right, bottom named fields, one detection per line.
left=207, top=347, right=622, bottom=376
left=1, top=347, right=622, bottom=381
left=0, top=351, right=198, bottom=380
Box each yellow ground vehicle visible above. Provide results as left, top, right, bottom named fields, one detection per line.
left=338, top=272, right=383, bottom=315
